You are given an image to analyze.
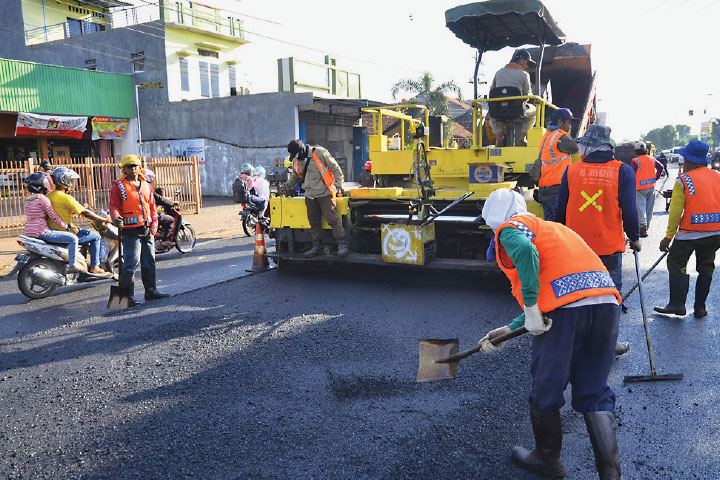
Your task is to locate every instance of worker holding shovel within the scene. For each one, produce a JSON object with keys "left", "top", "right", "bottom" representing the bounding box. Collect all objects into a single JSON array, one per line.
[{"left": 478, "top": 188, "right": 622, "bottom": 479}]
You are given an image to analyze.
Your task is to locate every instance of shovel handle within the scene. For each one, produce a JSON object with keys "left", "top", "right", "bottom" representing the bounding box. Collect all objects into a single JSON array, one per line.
[{"left": 437, "top": 327, "right": 528, "bottom": 363}]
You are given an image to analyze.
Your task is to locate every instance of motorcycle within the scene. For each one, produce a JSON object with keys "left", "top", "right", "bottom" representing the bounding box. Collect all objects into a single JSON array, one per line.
[
  {"left": 13, "top": 210, "right": 119, "bottom": 299},
  {"left": 155, "top": 202, "right": 196, "bottom": 254},
  {"left": 238, "top": 203, "right": 271, "bottom": 237},
  {"left": 711, "top": 153, "right": 720, "bottom": 171}
]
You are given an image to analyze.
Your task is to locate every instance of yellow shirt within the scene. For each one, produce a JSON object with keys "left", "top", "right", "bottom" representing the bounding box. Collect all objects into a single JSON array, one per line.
[
  {"left": 46, "top": 190, "right": 85, "bottom": 230},
  {"left": 665, "top": 181, "right": 685, "bottom": 239}
]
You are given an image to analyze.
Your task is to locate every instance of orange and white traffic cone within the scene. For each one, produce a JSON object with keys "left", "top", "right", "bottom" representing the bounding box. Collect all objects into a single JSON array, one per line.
[{"left": 246, "top": 221, "right": 271, "bottom": 272}]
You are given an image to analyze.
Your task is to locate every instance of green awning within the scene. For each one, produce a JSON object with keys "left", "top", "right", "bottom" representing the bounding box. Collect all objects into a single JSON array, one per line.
[
  {"left": 445, "top": 0, "right": 565, "bottom": 51},
  {"left": 0, "top": 58, "right": 135, "bottom": 118}
]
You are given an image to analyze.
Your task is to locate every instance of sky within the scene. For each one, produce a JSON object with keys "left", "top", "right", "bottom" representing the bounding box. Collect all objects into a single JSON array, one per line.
[{"left": 208, "top": 0, "right": 720, "bottom": 142}]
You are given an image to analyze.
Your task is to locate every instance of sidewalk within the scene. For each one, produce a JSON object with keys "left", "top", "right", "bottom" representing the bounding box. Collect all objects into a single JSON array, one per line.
[{"left": 0, "top": 196, "right": 243, "bottom": 275}]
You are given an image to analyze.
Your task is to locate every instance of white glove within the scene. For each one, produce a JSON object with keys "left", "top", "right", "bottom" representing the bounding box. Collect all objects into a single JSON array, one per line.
[
  {"left": 524, "top": 304, "right": 552, "bottom": 335},
  {"left": 478, "top": 326, "right": 512, "bottom": 354}
]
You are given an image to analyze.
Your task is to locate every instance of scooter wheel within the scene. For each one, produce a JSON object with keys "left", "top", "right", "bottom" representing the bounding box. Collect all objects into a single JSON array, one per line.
[{"left": 17, "top": 258, "right": 59, "bottom": 299}]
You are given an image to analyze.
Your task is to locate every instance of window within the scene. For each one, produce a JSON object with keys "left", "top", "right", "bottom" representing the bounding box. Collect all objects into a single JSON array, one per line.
[
  {"left": 210, "top": 63, "right": 219, "bottom": 98},
  {"left": 228, "top": 64, "right": 236, "bottom": 93},
  {"left": 199, "top": 61, "right": 210, "bottom": 97},
  {"left": 131, "top": 51, "right": 144, "bottom": 72},
  {"left": 198, "top": 48, "right": 219, "bottom": 59},
  {"left": 179, "top": 56, "right": 190, "bottom": 91},
  {"left": 66, "top": 18, "right": 82, "bottom": 37},
  {"left": 84, "top": 59, "right": 97, "bottom": 71}
]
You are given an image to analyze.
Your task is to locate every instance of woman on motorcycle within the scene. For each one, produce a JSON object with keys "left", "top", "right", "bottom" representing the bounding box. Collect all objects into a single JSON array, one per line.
[{"left": 23, "top": 172, "right": 85, "bottom": 273}]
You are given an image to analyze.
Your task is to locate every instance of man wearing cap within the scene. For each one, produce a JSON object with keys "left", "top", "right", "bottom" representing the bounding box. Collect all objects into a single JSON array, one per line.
[
  {"left": 110, "top": 154, "right": 169, "bottom": 306},
  {"left": 655, "top": 140, "right": 720, "bottom": 318},
  {"left": 556, "top": 124, "right": 641, "bottom": 357},
  {"left": 478, "top": 188, "right": 622, "bottom": 479},
  {"left": 279, "top": 140, "right": 347, "bottom": 257},
  {"left": 489, "top": 49, "right": 537, "bottom": 146},
  {"left": 631, "top": 142, "right": 665, "bottom": 237},
  {"left": 530, "top": 108, "right": 579, "bottom": 221}
]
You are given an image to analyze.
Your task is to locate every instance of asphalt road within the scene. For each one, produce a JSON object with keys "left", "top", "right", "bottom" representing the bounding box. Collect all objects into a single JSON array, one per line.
[{"left": 2, "top": 166, "right": 720, "bottom": 479}]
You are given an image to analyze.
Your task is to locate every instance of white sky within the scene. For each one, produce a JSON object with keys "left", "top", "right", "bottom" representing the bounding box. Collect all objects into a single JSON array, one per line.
[{"left": 213, "top": 0, "right": 720, "bottom": 142}]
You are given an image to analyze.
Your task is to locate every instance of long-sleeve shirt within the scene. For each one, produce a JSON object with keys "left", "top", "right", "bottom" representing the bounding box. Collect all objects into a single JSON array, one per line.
[
  {"left": 665, "top": 175, "right": 720, "bottom": 240},
  {"left": 24, "top": 194, "right": 69, "bottom": 237},
  {"left": 490, "top": 63, "right": 531, "bottom": 96},
  {"left": 497, "top": 227, "right": 540, "bottom": 330},
  {"left": 283, "top": 146, "right": 344, "bottom": 199},
  {"left": 555, "top": 149, "right": 640, "bottom": 242},
  {"left": 109, "top": 179, "right": 157, "bottom": 226}
]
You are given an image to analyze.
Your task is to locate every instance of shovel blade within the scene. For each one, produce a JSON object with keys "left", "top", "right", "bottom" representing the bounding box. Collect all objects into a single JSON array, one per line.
[
  {"left": 107, "top": 285, "right": 132, "bottom": 310},
  {"left": 416, "top": 339, "right": 459, "bottom": 382}
]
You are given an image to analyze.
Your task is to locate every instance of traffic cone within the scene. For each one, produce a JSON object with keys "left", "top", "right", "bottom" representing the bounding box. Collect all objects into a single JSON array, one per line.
[{"left": 246, "top": 221, "right": 271, "bottom": 272}]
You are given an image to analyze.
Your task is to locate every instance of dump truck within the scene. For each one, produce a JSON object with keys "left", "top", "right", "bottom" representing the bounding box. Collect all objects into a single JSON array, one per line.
[{"left": 270, "top": 0, "right": 598, "bottom": 272}]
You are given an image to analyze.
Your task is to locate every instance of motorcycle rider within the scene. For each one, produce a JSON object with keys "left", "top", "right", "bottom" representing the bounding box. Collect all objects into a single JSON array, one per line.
[
  {"left": 46, "top": 167, "right": 112, "bottom": 275},
  {"left": 253, "top": 166, "right": 271, "bottom": 217},
  {"left": 239, "top": 163, "right": 267, "bottom": 215},
  {"left": 110, "top": 155, "right": 170, "bottom": 306},
  {"left": 142, "top": 168, "right": 177, "bottom": 246}
]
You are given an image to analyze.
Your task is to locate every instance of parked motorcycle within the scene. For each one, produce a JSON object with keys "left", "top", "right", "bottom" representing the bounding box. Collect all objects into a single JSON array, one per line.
[
  {"left": 155, "top": 202, "right": 196, "bottom": 254},
  {"left": 13, "top": 211, "right": 119, "bottom": 299}
]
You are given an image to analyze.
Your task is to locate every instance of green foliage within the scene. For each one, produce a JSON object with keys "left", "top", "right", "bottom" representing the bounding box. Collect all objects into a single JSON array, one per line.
[
  {"left": 643, "top": 125, "right": 677, "bottom": 150},
  {"left": 675, "top": 124, "right": 691, "bottom": 139}
]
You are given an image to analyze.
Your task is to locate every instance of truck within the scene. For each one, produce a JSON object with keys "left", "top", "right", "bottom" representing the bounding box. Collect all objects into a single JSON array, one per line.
[{"left": 269, "top": 0, "right": 597, "bottom": 272}]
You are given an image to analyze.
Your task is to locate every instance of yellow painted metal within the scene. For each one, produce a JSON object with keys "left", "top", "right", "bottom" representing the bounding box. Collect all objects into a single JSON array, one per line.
[
  {"left": 369, "top": 135, "right": 388, "bottom": 153},
  {"left": 269, "top": 196, "right": 349, "bottom": 229},
  {"left": 363, "top": 104, "right": 429, "bottom": 153},
  {"left": 349, "top": 187, "right": 404, "bottom": 199},
  {"left": 380, "top": 223, "right": 435, "bottom": 265}
]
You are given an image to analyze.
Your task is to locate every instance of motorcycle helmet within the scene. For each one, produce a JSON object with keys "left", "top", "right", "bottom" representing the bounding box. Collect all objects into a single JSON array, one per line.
[
  {"left": 241, "top": 163, "right": 255, "bottom": 176},
  {"left": 255, "top": 166, "right": 267, "bottom": 179},
  {"left": 51, "top": 166, "right": 80, "bottom": 188},
  {"left": 143, "top": 168, "right": 155, "bottom": 183},
  {"left": 364, "top": 160, "right": 372, "bottom": 172},
  {"left": 24, "top": 172, "right": 51, "bottom": 194}
]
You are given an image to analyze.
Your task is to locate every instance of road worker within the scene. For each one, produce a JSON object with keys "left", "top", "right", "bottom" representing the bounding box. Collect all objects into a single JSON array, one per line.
[
  {"left": 530, "top": 108, "right": 579, "bottom": 221},
  {"left": 478, "top": 188, "right": 622, "bottom": 480},
  {"left": 655, "top": 140, "right": 720, "bottom": 318},
  {"left": 555, "top": 124, "right": 641, "bottom": 357},
  {"left": 489, "top": 49, "right": 537, "bottom": 146},
  {"left": 358, "top": 160, "right": 373, "bottom": 187},
  {"left": 279, "top": 139, "right": 347, "bottom": 257},
  {"left": 109, "top": 154, "right": 169, "bottom": 307},
  {"left": 631, "top": 141, "right": 665, "bottom": 236}
]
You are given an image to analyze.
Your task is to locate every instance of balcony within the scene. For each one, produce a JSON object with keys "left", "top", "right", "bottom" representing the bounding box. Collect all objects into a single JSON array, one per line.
[{"left": 164, "top": 2, "right": 247, "bottom": 44}]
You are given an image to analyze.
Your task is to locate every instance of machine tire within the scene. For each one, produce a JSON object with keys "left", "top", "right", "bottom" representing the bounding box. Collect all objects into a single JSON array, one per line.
[
  {"left": 175, "top": 224, "right": 196, "bottom": 253},
  {"left": 17, "top": 257, "right": 59, "bottom": 299}
]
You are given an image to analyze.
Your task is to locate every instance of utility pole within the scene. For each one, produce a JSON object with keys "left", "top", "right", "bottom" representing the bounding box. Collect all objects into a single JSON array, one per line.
[{"left": 134, "top": 81, "right": 164, "bottom": 158}]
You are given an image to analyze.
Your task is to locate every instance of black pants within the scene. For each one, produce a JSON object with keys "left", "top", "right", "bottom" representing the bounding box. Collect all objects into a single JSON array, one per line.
[{"left": 667, "top": 235, "right": 720, "bottom": 277}]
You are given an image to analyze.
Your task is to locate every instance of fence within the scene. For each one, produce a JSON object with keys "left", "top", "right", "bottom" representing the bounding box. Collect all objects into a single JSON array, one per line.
[{"left": 0, "top": 156, "right": 201, "bottom": 238}]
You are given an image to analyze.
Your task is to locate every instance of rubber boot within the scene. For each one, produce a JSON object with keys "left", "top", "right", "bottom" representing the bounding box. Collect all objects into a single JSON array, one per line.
[
  {"left": 584, "top": 411, "right": 622, "bottom": 480},
  {"left": 119, "top": 271, "right": 140, "bottom": 307},
  {"left": 511, "top": 403, "right": 566, "bottom": 477},
  {"left": 337, "top": 240, "right": 348, "bottom": 256},
  {"left": 142, "top": 269, "right": 170, "bottom": 301},
  {"left": 614, "top": 341, "right": 630, "bottom": 357},
  {"left": 694, "top": 275, "right": 712, "bottom": 318},
  {"left": 304, "top": 241, "right": 323, "bottom": 258},
  {"left": 654, "top": 273, "right": 689, "bottom": 315}
]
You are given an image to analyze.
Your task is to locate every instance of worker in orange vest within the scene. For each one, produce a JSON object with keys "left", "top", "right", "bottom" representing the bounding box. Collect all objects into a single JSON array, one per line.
[
  {"left": 479, "top": 188, "right": 622, "bottom": 479},
  {"left": 280, "top": 140, "right": 347, "bottom": 257},
  {"left": 631, "top": 142, "right": 665, "bottom": 237},
  {"left": 109, "top": 154, "right": 170, "bottom": 307},
  {"left": 655, "top": 140, "right": 720, "bottom": 318},
  {"left": 555, "top": 124, "right": 641, "bottom": 357},
  {"left": 530, "top": 108, "right": 579, "bottom": 221}
]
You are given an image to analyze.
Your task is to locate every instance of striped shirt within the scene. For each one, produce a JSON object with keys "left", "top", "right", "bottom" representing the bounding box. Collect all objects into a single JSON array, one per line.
[{"left": 24, "top": 194, "right": 69, "bottom": 237}]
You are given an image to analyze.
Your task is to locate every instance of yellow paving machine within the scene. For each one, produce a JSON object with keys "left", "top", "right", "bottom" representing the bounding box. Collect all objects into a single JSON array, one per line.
[{"left": 270, "top": 0, "right": 597, "bottom": 272}]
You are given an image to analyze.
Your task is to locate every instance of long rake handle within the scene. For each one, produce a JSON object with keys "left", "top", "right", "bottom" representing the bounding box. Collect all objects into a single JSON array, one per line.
[
  {"left": 634, "top": 249, "right": 658, "bottom": 376},
  {"left": 437, "top": 327, "right": 528, "bottom": 363},
  {"left": 622, "top": 251, "right": 668, "bottom": 303}
]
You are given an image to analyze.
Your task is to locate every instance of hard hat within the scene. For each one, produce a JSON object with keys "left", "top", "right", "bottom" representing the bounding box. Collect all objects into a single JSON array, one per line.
[
  {"left": 142, "top": 168, "right": 155, "bottom": 183},
  {"left": 364, "top": 160, "right": 372, "bottom": 171},
  {"left": 50, "top": 166, "right": 80, "bottom": 187},
  {"left": 255, "top": 166, "right": 267, "bottom": 179},
  {"left": 24, "top": 172, "right": 51, "bottom": 194},
  {"left": 241, "top": 163, "right": 255, "bottom": 176},
  {"left": 284, "top": 156, "right": 292, "bottom": 168},
  {"left": 121, "top": 154, "right": 142, "bottom": 167}
]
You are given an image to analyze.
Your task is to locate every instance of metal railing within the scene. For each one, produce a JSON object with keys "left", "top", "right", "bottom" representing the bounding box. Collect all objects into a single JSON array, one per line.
[{"left": 0, "top": 156, "right": 201, "bottom": 238}]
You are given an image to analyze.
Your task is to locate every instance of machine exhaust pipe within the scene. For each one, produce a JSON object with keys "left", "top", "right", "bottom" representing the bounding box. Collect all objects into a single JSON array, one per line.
[{"left": 30, "top": 267, "right": 66, "bottom": 286}]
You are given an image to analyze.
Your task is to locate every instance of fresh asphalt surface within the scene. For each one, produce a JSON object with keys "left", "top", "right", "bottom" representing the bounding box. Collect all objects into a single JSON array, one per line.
[{"left": 1, "top": 164, "right": 719, "bottom": 479}]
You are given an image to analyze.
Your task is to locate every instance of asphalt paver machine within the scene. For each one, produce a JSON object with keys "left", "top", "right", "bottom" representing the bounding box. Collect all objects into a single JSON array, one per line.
[{"left": 270, "top": 0, "right": 596, "bottom": 272}]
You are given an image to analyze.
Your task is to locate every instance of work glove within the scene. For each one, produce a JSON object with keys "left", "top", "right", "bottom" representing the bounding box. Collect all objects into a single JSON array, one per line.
[
  {"left": 336, "top": 188, "right": 345, "bottom": 198},
  {"left": 629, "top": 238, "right": 641, "bottom": 252},
  {"left": 524, "top": 304, "right": 552, "bottom": 335},
  {"left": 478, "top": 326, "right": 512, "bottom": 354},
  {"left": 113, "top": 217, "right": 124, "bottom": 228},
  {"left": 277, "top": 185, "right": 287, "bottom": 197},
  {"left": 660, "top": 237, "right": 672, "bottom": 252}
]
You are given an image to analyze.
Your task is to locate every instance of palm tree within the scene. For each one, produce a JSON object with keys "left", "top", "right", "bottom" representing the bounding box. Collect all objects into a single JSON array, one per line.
[{"left": 391, "top": 72, "right": 461, "bottom": 145}]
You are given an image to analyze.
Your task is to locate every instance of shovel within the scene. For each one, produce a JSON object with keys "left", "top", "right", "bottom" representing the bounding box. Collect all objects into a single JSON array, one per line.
[
  {"left": 107, "top": 223, "right": 131, "bottom": 309},
  {"left": 417, "top": 327, "right": 527, "bottom": 382}
]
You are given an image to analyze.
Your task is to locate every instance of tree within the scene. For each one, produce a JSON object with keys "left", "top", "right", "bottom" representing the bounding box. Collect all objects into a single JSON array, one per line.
[
  {"left": 391, "top": 72, "right": 460, "bottom": 145},
  {"left": 676, "top": 124, "right": 691, "bottom": 139},
  {"left": 644, "top": 125, "right": 677, "bottom": 150}
]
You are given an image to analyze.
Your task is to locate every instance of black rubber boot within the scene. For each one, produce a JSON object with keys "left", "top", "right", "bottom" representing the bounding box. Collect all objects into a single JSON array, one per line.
[
  {"left": 614, "top": 341, "right": 630, "bottom": 357},
  {"left": 694, "top": 275, "right": 712, "bottom": 318},
  {"left": 654, "top": 273, "right": 689, "bottom": 315},
  {"left": 142, "top": 269, "right": 170, "bottom": 301},
  {"left": 337, "top": 241, "right": 348, "bottom": 256},
  {"left": 584, "top": 411, "right": 622, "bottom": 480},
  {"left": 304, "top": 241, "right": 323, "bottom": 258},
  {"left": 119, "top": 272, "right": 140, "bottom": 307},
  {"left": 511, "top": 403, "right": 566, "bottom": 477}
]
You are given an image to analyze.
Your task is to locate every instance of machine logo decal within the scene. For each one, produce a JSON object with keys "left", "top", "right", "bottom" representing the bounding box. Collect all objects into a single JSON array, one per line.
[
  {"left": 474, "top": 166, "right": 493, "bottom": 183},
  {"left": 382, "top": 226, "right": 416, "bottom": 261}
]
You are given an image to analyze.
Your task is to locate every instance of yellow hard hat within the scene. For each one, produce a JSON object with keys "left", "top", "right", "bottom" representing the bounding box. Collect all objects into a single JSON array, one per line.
[
  {"left": 284, "top": 156, "right": 292, "bottom": 168},
  {"left": 121, "top": 154, "right": 142, "bottom": 167}
]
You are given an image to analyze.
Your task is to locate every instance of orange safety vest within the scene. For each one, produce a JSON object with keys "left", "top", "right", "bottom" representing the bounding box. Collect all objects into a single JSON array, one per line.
[
  {"left": 678, "top": 167, "right": 720, "bottom": 233},
  {"left": 632, "top": 154, "right": 657, "bottom": 190},
  {"left": 494, "top": 214, "right": 620, "bottom": 312},
  {"left": 115, "top": 177, "right": 152, "bottom": 228},
  {"left": 565, "top": 160, "right": 626, "bottom": 256},
  {"left": 293, "top": 147, "right": 337, "bottom": 195},
  {"left": 538, "top": 128, "right": 573, "bottom": 187}
]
